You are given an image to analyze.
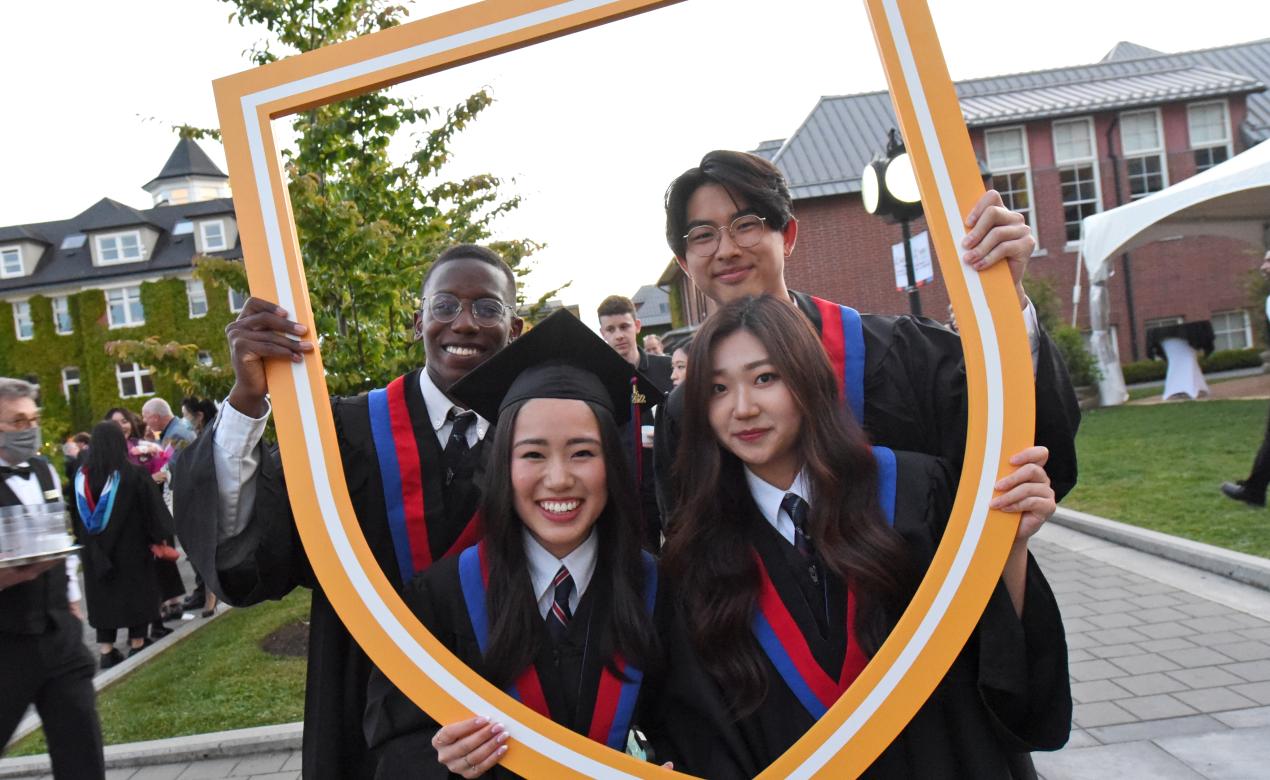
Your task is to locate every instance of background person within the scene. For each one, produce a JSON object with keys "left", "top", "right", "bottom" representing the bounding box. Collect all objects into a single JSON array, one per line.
[
  {"left": 0, "top": 377, "right": 105, "bottom": 779},
  {"left": 71, "top": 421, "right": 173, "bottom": 668},
  {"left": 643, "top": 333, "right": 665, "bottom": 356},
  {"left": 174, "top": 244, "right": 524, "bottom": 779}
]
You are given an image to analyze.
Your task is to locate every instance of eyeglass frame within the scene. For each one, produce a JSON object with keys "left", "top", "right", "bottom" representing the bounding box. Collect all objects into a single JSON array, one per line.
[
  {"left": 0, "top": 414, "right": 41, "bottom": 430},
  {"left": 419, "top": 293, "right": 513, "bottom": 327},
  {"left": 681, "top": 214, "right": 769, "bottom": 256}
]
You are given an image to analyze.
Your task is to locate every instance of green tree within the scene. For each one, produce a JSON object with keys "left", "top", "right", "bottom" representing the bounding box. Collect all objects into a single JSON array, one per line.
[{"left": 111, "top": 0, "right": 548, "bottom": 396}]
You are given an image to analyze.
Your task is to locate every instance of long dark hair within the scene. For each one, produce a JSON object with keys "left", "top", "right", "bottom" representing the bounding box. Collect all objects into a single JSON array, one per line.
[
  {"left": 480, "top": 399, "right": 659, "bottom": 689},
  {"left": 661, "top": 296, "right": 915, "bottom": 715},
  {"left": 103, "top": 407, "right": 146, "bottom": 440},
  {"left": 83, "top": 421, "right": 130, "bottom": 497},
  {"left": 182, "top": 397, "right": 218, "bottom": 433}
]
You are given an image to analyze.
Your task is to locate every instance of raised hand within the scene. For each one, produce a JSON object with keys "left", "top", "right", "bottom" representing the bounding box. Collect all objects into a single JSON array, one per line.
[{"left": 224, "top": 297, "right": 314, "bottom": 418}]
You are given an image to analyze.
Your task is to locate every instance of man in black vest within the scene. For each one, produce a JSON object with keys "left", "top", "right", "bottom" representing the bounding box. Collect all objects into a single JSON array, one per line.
[{"left": 0, "top": 377, "right": 104, "bottom": 778}]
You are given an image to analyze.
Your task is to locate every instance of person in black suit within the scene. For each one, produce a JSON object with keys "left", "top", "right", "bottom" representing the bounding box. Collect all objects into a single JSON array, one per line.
[
  {"left": 0, "top": 377, "right": 104, "bottom": 779},
  {"left": 597, "top": 295, "right": 673, "bottom": 551},
  {"left": 173, "top": 245, "right": 523, "bottom": 780}
]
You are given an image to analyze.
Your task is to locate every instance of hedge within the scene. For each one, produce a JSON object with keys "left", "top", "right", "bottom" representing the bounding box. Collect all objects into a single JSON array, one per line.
[{"left": 1120, "top": 347, "right": 1263, "bottom": 386}]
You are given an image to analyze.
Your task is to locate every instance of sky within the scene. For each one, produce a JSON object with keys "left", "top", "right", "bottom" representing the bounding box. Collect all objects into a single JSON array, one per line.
[{"left": 0, "top": 0, "right": 1259, "bottom": 324}]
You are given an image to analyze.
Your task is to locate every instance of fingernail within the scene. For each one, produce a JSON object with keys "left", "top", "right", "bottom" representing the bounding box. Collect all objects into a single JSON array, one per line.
[
  {"left": 963, "top": 252, "right": 975, "bottom": 262},
  {"left": 275, "top": 307, "right": 288, "bottom": 316},
  {"left": 490, "top": 723, "right": 504, "bottom": 735},
  {"left": 498, "top": 746, "right": 508, "bottom": 756},
  {"left": 496, "top": 731, "right": 509, "bottom": 743},
  {"left": 974, "top": 262, "right": 987, "bottom": 271},
  {"left": 475, "top": 716, "right": 489, "bottom": 725},
  {"left": 293, "top": 323, "right": 307, "bottom": 334}
]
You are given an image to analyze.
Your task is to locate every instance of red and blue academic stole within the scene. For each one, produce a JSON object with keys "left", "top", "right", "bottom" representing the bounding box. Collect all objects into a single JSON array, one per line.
[
  {"left": 458, "top": 542, "right": 658, "bottom": 750},
  {"left": 74, "top": 468, "right": 120, "bottom": 535},
  {"left": 750, "top": 445, "right": 897, "bottom": 719},
  {"left": 810, "top": 296, "right": 866, "bottom": 425},
  {"left": 368, "top": 375, "right": 481, "bottom": 583}
]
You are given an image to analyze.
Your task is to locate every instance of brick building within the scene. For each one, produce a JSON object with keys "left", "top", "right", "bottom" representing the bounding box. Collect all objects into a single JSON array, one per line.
[{"left": 662, "top": 39, "right": 1270, "bottom": 364}]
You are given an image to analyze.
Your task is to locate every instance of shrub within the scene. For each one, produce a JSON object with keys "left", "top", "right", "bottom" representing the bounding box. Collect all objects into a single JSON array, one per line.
[
  {"left": 1121, "top": 359, "right": 1167, "bottom": 385},
  {"left": 1201, "top": 348, "right": 1263, "bottom": 373},
  {"left": 1052, "top": 325, "right": 1101, "bottom": 387}
]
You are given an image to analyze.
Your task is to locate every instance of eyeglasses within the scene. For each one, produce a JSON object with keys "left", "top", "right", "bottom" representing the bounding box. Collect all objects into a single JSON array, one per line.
[
  {"left": 421, "top": 293, "right": 511, "bottom": 327},
  {"left": 0, "top": 415, "right": 40, "bottom": 430},
  {"left": 682, "top": 214, "right": 768, "bottom": 256}
]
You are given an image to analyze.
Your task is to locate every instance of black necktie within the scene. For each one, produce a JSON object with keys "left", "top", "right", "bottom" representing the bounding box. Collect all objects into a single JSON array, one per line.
[
  {"left": 547, "top": 566, "right": 575, "bottom": 643},
  {"left": 444, "top": 410, "right": 475, "bottom": 486},
  {"left": 0, "top": 463, "right": 33, "bottom": 480},
  {"left": 782, "top": 492, "right": 821, "bottom": 586}
]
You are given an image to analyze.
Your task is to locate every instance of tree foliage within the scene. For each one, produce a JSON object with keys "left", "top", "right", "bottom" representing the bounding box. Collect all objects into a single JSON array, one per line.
[{"left": 113, "top": 0, "right": 550, "bottom": 397}]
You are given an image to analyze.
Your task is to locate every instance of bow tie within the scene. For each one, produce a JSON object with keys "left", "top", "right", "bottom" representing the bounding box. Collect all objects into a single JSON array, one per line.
[{"left": 0, "top": 463, "right": 33, "bottom": 480}]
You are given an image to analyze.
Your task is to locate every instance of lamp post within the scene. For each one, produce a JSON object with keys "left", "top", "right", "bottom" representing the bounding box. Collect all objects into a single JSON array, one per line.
[{"left": 862, "top": 128, "right": 924, "bottom": 317}]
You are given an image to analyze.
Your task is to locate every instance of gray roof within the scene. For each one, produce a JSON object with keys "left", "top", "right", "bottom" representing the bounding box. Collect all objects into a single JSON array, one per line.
[
  {"left": 771, "top": 38, "right": 1270, "bottom": 201},
  {"left": 751, "top": 139, "right": 784, "bottom": 161},
  {"left": 0, "top": 197, "right": 239, "bottom": 297},
  {"left": 143, "top": 138, "right": 228, "bottom": 190}
]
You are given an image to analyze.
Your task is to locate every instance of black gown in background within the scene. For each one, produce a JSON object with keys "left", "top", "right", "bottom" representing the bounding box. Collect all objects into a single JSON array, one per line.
[
  {"left": 173, "top": 368, "right": 487, "bottom": 780},
  {"left": 364, "top": 553, "right": 671, "bottom": 779},
  {"left": 654, "top": 290, "right": 1082, "bottom": 518},
  {"left": 655, "top": 451, "right": 1071, "bottom": 779}
]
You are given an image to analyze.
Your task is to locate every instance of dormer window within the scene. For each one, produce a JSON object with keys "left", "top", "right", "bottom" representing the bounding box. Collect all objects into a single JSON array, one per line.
[
  {"left": 60, "top": 234, "right": 87, "bottom": 251},
  {"left": 95, "top": 230, "right": 145, "bottom": 264},
  {"left": 173, "top": 221, "right": 194, "bottom": 236},
  {"left": 200, "top": 220, "right": 227, "bottom": 252},
  {"left": 1, "top": 247, "right": 21, "bottom": 278}
]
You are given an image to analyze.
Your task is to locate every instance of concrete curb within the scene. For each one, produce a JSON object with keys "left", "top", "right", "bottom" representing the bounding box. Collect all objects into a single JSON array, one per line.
[
  {"left": 4, "top": 605, "right": 229, "bottom": 749},
  {"left": 1051, "top": 507, "right": 1270, "bottom": 591},
  {"left": 0, "top": 722, "right": 302, "bottom": 778}
]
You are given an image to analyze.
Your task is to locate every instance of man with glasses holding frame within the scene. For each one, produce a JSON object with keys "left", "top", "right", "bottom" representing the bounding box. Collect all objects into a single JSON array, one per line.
[{"left": 173, "top": 244, "right": 522, "bottom": 780}]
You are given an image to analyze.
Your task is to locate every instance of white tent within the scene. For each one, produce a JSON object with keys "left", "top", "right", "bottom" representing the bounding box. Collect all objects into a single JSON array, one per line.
[{"left": 1078, "top": 138, "right": 1270, "bottom": 406}]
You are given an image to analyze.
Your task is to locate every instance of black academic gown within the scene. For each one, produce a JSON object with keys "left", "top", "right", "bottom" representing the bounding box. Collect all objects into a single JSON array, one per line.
[
  {"left": 655, "top": 451, "right": 1071, "bottom": 779},
  {"left": 364, "top": 552, "right": 671, "bottom": 779},
  {"left": 173, "top": 368, "right": 487, "bottom": 780},
  {"left": 654, "top": 291, "right": 1081, "bottom": 520},
  {"left": 70, "top": 464, "right": 173, "bottom": 631},
  {"left": 619, "top": 350, "right": 673, "bottom": 551}
]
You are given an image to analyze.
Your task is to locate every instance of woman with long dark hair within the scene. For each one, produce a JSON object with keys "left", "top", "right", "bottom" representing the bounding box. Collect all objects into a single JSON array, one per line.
[
  {"left": 364, "top": 311, "right": 668, "bottom": 778},
  {"left": 657, "top": 295, "right": 1070, "bottom": 778},
  {"left": 72, "top": 421, "right": 174, "bottom": 669}
]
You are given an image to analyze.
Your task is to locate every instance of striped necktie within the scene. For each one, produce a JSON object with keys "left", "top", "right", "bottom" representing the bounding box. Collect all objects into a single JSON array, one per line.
[
  {"left": 444, "top": 409, "right": 475, "bottom": 486},
  {"left": 547, "top": 565, "right": 574, "bottom": 643},
  {"left": 781, "top": 492, "right": 814, "bottom": 559}
]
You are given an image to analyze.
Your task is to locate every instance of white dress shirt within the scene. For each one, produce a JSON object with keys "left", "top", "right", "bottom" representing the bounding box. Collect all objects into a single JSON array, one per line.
[
  {"left": 2, "top": 455, "right": 79, "bottom": 601},
  {"left": 522, "top": 527, "right": 597, "bottom": 620},
  {"left": 211, "top": 369, "right": 490, "bottom": 543},
  {"left": 744, "top": 466, "right": 813, "bottom": 547}
]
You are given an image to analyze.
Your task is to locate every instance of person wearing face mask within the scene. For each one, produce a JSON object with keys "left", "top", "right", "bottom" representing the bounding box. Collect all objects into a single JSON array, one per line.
[{"left": 0, "top": 378, "right": 105, "bottom": 779}]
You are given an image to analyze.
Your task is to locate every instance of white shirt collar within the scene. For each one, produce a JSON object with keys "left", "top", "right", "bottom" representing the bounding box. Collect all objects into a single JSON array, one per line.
[
  {"left": 744, "top": 466, "right": 812, "bottom": 546},
  {"left": 522, "top": 527, "right": 598, "bottom": 619},
  {"left": 418, "top": 368, "right": 491, "bottom": 443}
]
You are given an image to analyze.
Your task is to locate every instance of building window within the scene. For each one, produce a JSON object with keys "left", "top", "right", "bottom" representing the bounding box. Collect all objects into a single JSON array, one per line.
[
  {"left": 0, "top": 247, "right": 21, "bottom": 278},
  {"left": 200, "top": 220, "right": 227, "bottom": 252},
  {"left": 1144, "top": 315, "right": 1184, "bottom": 354},
  {"left": 105, "top": 286, "right": 145, "bottom": 328},
  {"left": 197, "top": 350, "right": 214, "bottom": 367},
  {"left": 1120, "top": 109, "right": 1167, "bottom": 199},
  {"left": 229, "top": 288, "right": 248, "bottom": 313},
  {"left": 1213, "top": 309, "right": 1252, "bottom": 351},
  {"left": 186, "top": 279, "right": 209, "bottom": 318},
  {"left": 984, "top": 126, "right": 1035, "bottom": 233},
  {"left": 115, "top": 362, "right": 155, "bottom": 399},
  {"left": 1053, "top": 118, "right": 1100, "bottom": 246},
  {"left": 1188, "top": 101, "right": 1231, "bottom": 173},
  {"left": 61, "top": 367, "right": 80, "bottom": 401},
  {"left": 95, "top": 231, "right": 145, "bottom": 264},
  {"left": 51, "top": 296, "right": 73, "bottom": 334},
  {"left": 12, "top": 301, "right": 33, "bottom": 340}
]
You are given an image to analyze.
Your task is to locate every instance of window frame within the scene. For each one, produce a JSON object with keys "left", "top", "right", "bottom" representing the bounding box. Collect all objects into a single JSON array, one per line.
[
  {"left": 1052, "top": 117, "right": 1102, "bottom": 250},
  {"left": 983, "top": 124, "right": 1038, "bottom": 236},
  {"left": 186, "top": 278, "right": 209, "bottom": 318},
  {"left": 61, "top": 367, "right": 80, "bottom": 401},
  {"left": 12, "top": 300, "right": 33, "bottom": 341},
  {"left": 115, "top": 362, "right": 155, "bottom": 399},
  {"left": 94, "top": 230, "right": 146, "bottom": 265},
  {"left": 51, "top": 295, "right": 73, "bottom": 335},
  {"left": 228, "top": 287, "right": 248, "bottom": 313},
  {"left": 200, "top": 219, "right": 228, "bottom": 252},
  {"left": 1187, "top": 100, "right": 1233, "bottom": 173},
  {"left": 104, "top": 284, "right": 146, "bottom": 329},
  {"left": 0, "top": 246, "right": 22, "bottom": 279},
  {"left": 1212, "top": 309, "right": 1253, "bottom": 352},
  {"left": 1118, "top": 108, "right": 1169, "bottom": 200}
]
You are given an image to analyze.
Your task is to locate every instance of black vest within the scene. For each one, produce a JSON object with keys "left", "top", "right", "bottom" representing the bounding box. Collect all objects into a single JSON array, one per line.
[{"left": 0, "top": 457, "right": 70, "bottom": 635}]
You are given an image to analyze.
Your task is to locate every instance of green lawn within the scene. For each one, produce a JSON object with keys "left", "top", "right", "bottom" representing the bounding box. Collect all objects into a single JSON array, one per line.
[
  {"left": 1064, "top": 398, "right": 1270, "bottom": 558},
  {"left": 9, "top": 591, "right": 310, "bottom": 755}
]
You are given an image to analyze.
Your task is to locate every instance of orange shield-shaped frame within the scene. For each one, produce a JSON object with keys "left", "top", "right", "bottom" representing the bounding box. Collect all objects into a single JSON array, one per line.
[{"left": 213, "top": 0, "right": 1034, "bottom": 776}]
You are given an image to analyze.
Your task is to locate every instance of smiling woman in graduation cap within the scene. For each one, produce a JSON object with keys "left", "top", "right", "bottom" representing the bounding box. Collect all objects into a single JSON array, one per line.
[{"left": 364, "top": 310, "right": 670, "bottom": 778}]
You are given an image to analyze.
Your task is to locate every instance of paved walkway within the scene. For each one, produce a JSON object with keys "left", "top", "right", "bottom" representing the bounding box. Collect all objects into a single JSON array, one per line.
[{"left": 5, "top": 520, "right": 1269, "bottom": 779}]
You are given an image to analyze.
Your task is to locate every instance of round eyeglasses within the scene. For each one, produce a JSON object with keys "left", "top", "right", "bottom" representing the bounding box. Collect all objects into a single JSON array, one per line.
[
  {"left": 682, "top": 214, "right": 768, "bottom": 256},
  {"left": 421, "top": 293, "right": 511, "bottom": 327}
]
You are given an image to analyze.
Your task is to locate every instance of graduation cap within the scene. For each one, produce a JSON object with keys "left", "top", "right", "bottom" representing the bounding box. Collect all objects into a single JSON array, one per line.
[{"left": 449, "top": 309, "right": 664, "bottom": 426}]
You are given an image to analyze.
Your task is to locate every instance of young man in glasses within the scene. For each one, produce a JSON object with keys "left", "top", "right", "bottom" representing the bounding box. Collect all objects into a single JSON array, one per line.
[
  {"left": 654, "top": 150, "right": 1080, "bottom": 517},
  {"left": 173, "top": 244, "right": 522, "bottom": 780}
]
